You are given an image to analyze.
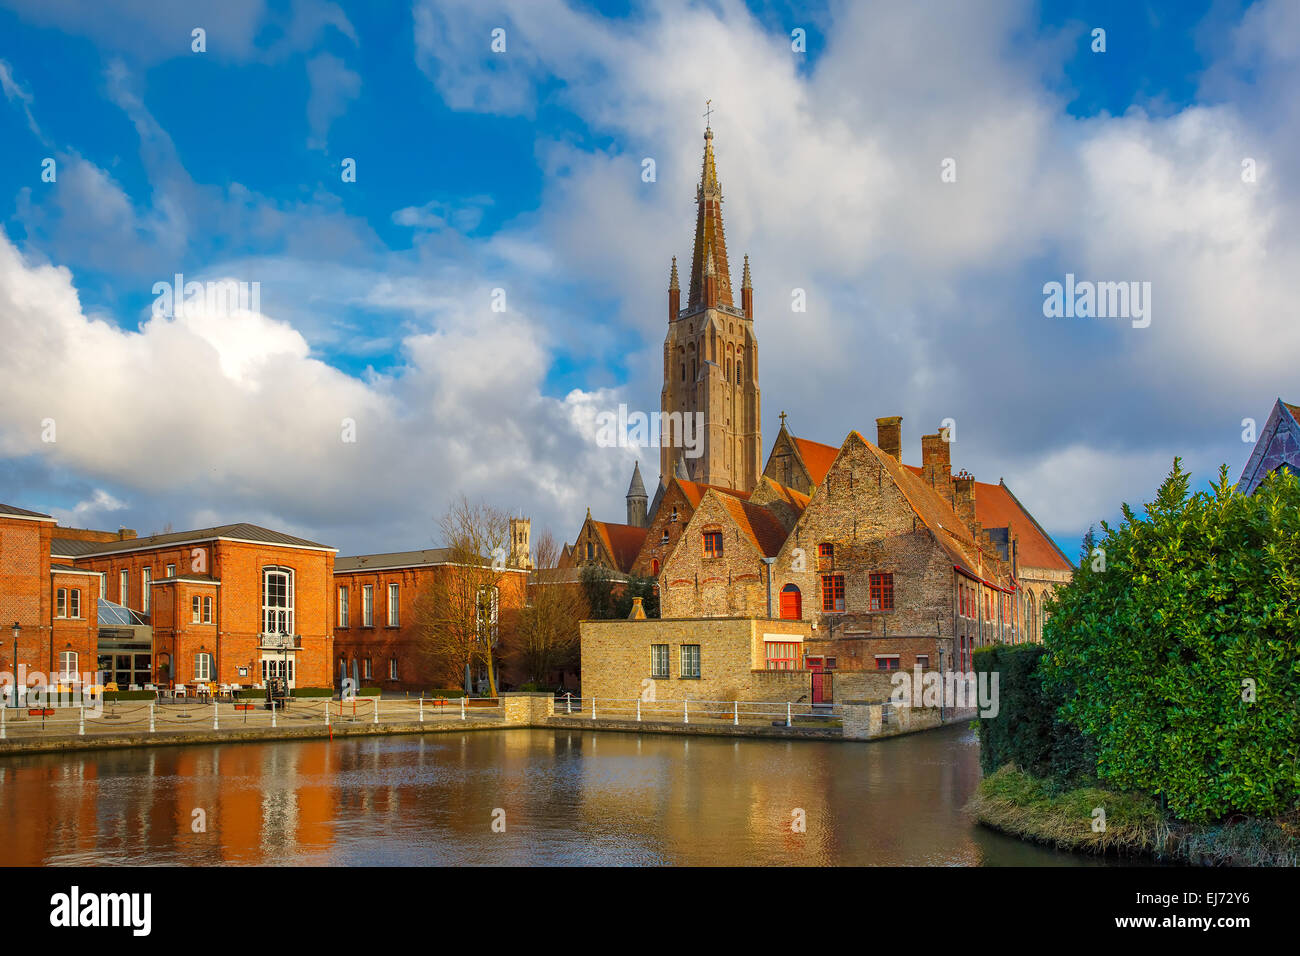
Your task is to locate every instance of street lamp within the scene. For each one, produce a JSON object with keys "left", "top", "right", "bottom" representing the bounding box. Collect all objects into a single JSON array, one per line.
[
  {"left": 280, "top": 629, "right": 291, "bottom": 696},
  {"left": 7, "top": 622, "right": 18, "bottom": 707}
]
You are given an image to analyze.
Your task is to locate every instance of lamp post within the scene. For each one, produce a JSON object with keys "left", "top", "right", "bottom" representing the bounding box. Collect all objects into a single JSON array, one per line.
[
  {"left": 7, "top": 622, "right": 18, "bottom": 708},
  {"left": 280, "top": 629, "right": 291, "bottom": 696}
]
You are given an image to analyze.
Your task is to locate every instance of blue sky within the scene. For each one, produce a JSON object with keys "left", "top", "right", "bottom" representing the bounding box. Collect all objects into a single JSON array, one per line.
[{"left": 0, "top": 0, "right": 1295, "bottom": 559}]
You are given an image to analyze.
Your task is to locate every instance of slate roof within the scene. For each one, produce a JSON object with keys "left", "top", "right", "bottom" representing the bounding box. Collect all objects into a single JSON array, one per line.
[
  {"left": 0, "top": 503, "right": 53, "bottom": 520},
  {"left": 51, "top": 522, "right": 334, "bottom": 557},
  {"left": 335, "top": 548, "right": 456, "bottom": 572}
]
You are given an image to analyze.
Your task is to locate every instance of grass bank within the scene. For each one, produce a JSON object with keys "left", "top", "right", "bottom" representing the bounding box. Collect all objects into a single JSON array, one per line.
[{"left": 968, "top": 765, "right": 1299, "bottom": 866}]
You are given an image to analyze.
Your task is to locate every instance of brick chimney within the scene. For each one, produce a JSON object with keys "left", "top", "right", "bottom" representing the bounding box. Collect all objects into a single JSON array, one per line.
[
  {"left": 921, "top": 429, "right": 954, "bottom": 505},
  {"left": 628, "top": 596, "right": 647, "bottom": 620},
  {"left": 954, "top": 470, "right": 977, "bottom": 527},
  {"left": 876, "top": 416, "right": 902, "bottom": 460},
  {"left": 118, "top": 527, "right": 137, "bottom": 540}
]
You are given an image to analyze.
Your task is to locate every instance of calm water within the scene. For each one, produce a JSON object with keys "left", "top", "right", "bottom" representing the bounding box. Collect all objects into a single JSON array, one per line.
[{"left": 0, "top": 725, "right": 1103, "bottom": 866}]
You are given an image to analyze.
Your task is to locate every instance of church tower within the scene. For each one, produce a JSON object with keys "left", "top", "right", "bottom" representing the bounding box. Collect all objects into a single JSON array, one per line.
[{"left": 659, "top": 122, "right": 761, "bottom": 493}]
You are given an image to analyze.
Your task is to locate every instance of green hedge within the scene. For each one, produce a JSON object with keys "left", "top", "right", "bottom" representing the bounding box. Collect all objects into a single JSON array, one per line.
[
  {"left": 290, "top": 687, "right": 334, "bottom": 697},
  {"left": 1040, "top": 461, "right": 1300, "bottom": 822},
  {"left": 972, "top": 643, "right": 1095, "bottom": 783},
  {"left": 103, "top": 690, "right": 157, "bottom": 701},
  {"left": 425, "top": 688, "right": 466, "bottom": 699}
]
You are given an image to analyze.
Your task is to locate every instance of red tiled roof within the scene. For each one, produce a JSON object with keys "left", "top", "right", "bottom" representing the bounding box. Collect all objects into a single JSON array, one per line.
[
  {"left": 676, "top": 479, "right": 750, "bottom": 509},
  {"left": 591, "top": 521, "right": 648, "bottom": 574},
  {"left": 902, "top": 463, "right": 1070, "bottom": 572},
  {"left": 712, "top": 493, "right": 791, "bottom": 558},
  {"left": 753, "top": 475, "right": 811, "bottom": 513},
  {"left": 792, "top": 437, "right": 838, "bottom": 485}
]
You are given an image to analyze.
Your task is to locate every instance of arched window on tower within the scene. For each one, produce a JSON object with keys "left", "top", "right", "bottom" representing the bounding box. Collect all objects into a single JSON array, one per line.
[{"left": 737, "top": 361, "right": 743, "bottom": 384}]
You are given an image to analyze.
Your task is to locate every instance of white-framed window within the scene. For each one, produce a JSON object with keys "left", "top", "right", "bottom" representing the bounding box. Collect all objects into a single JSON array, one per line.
[
  {"left": 69, "top": 589, "right": 80, "bottom": 618},
  {"left": 362, "top": 585, "right": 373, "bottom": 626},
  {"left": 202, "top": 595, "right": 213, "bottom": 624},
  {"left": 195, "top": 653, "right": 213, "bottom": 682},
  {"left": 363, "top": 657, "right": 372, "bottom": 680},
  {"left": 191, "top": 596, "right": 201, "bottom": 623},
  {"left": 142, "top": 567, "right": 152, "bottom": 614},
  {"left": 651, "top": 644, "right": 669, "bottom": 679},
  {"left": 387, "top": 583, "right": 399, "bottom": 626},
  {"left": 119, "top": 569, "right": 129, "bottom": 607},
  {"left": 58, "top": 651, "right": 77, "bottom": 681},
  {"left": 56, "top": 588, "right": 68, "bottom": 618},
  {"left": 262, "top": 566, "right": 294, "bottom": 636},
  {"left": 338, "top": 586, "right": 349, "bottom": 627},
  {"left": 680, "top": 644, "right": 701, "bottom": 679},
  {"left": 166, "top": 563, "right": 176, "bottom": 577},
  {"left": 388, "top": 658, "right": 398, "bottom": 681}
]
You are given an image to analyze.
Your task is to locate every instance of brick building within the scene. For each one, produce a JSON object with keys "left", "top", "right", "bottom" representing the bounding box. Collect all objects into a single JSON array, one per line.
[
  {"left": 51, "top": 522, "right": 337, "bottom": 689},
  {"left": 333, "top": 545, "right": 530, "bottom": 693}
]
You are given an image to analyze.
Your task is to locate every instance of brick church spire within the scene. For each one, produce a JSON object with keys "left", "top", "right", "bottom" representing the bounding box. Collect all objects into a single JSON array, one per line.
[{"left": 687, "top": 125, "right": 733, "bottom": 308}]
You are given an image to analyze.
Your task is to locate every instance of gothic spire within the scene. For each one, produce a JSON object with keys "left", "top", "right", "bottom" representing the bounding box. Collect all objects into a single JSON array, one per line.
[
  {"left": 687, "top": 124, "right": 733, "bottom": 308},
  {"left": 669, "top": 255, "right": 679, "bottom": 291}
]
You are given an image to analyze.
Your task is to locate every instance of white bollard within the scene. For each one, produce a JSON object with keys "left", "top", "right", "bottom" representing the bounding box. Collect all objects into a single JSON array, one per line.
[
  {"left": 636, "top": 697, "right": 641, "bottom": 722},
  {"left": 786, "top": 702, "right": 792, "bottom": 728},
  {"left": 684, "top": 699, "right": 689, "bottom": 724},
  {"left": 591, "top": 696, "right": 596, "bottom": 720},
  {"left": 733, "top": 700, "right": 739, "bottom": 726},
  {"left": 419, "top": 697, "right": 424, "bottom": 722},
  {"left": 213, "top": 700, "right": 219, "bottom": 730},
  {"left": 461, "top": 697, "right": 466, "bottom": 721},
  {"left": 566, "top": 694, "right": 572, "bottom": 715},
  {"left": 1, "top": 704, "right": 6, "bottom": 739},
  {"left": 373, "top": 697, "right": 379, "bottom": 725},
  {"left": 325, "top": 700, "right": 330, "bottom": 727},
  {"left": 271, "top": 700, "right": 277, "bottom": 728},
  {"left": 149, "top": 701, "right": 155, "bottom": 733},
  {"left": 79, "top": 704, "right": 85, "bottom": 736}
]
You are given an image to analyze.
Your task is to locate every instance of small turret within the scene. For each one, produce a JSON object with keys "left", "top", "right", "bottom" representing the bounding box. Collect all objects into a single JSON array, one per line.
[{"left": 626, "top": 461, "right": 649, "bottom": 528}]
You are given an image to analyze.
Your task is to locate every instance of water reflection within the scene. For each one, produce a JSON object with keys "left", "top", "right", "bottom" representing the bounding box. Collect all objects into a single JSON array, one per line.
[{"left": 0, "top": 726, "right": 1105, "bottom": 866}]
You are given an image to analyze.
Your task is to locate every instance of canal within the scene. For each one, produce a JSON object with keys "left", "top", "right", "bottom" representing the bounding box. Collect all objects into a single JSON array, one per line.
[{"left": 0, "top": 724, "right": 1103, "bottom": 865}]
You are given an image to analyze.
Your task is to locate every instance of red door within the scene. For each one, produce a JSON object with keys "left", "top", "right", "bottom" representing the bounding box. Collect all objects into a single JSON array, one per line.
[
  {"left": 808, "top": 656, "right": 830, "bottom": 704},
  {"left": 779, "top": 584, "right": 802, "bottom": 619}
]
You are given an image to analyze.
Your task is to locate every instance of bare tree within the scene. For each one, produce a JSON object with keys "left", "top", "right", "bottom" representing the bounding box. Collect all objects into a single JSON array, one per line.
[
  {"left": 412, "top": 497, "right": 515, "bottom": 696},
  {"left": 504, "top": 529, "right": 586, "bottom": 686}
]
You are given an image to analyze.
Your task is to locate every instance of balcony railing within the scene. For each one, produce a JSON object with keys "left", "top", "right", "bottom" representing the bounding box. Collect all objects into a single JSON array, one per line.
[{"left": 259, "top": 633, "right": 302, "bottom": 649}]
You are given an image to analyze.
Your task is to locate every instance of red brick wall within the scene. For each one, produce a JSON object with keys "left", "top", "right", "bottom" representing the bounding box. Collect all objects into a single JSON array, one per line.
[{"left": 0, "top": 516, "right": 54, "bottom": 676}]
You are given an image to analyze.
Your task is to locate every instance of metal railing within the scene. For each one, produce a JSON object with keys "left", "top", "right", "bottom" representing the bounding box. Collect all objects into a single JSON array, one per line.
[
  {"left": 551, "top": 694, "right": 843, "bottom": 728},
  {"left": 0, "top": 695, "right": 505, "bottom": 741}
]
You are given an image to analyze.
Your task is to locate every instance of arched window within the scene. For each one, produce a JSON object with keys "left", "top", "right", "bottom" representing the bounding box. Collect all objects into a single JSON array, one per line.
[
  {"left": 779, "top": 584, "right": 802, "bottom": 620},
  {"left": 651, "top": 559, "right": 660, "bottom": 575},
  {"left": 736, "top": 361, "right": 743, "bottom": 384},
  {"left": 262, "top": 566, "right": 295, "bottom": 636},
  {"left": 1026, "top": 591, "right": 1038, "bottom": 642}
]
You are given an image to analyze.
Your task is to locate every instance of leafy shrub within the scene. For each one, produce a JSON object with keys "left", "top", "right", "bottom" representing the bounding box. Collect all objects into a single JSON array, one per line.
[
  {"left": 1040, "top": 460, "right": 1300, "bottom": 822},
  {"left": 972, "top": 644, "right": 1095, "bottom": 782}
]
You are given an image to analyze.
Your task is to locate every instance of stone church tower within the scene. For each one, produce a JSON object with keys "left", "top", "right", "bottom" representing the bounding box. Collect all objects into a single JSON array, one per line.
[{"left": 658, "top": 124, "right": 761, "bottom": 493}]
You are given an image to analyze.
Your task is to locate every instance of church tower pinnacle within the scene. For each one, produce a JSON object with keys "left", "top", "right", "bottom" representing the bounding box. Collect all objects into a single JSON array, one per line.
[{"left": 659, "top": 117, "right": 762, "bottom": 494}]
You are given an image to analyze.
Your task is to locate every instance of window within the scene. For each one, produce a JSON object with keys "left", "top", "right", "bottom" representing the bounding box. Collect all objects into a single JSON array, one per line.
[
  {"left": 362, "top": 585, "right": 373, "bottom": 627},
  {"left": 818, "top": 543, "right": 834, "bottom": 568},
  {"left": 202, "top": 596, "right": 213, "bottom": 624},
  {"left": 142, "top": 567, "right": 151, "bottom": 614},
  {"left": 166, "top": 563, "right": 176, "bottom": 577},
  {"left": 826, "top": 657, "right": 837, "bottom": 670},
  {"left": 388, "top": 658, "right": 399, "bottom": 681},
  {"left": 702, "top": 530, "right": 723, "bottom": 558},
  {"left": 120, "top": 569, "right": 129, "bottom": 607},
  {"left": 651, "top": 559, "right": 660, "bottom": 575},
  {"left": 388, "top": 583, "right": 400, "bottom": 626},
  {"left": 262, "top": 567, "right": 294, "bottom": 635},
  {"left": 58, "top": 651, "right": 77, "bottom": 681},
  {"left": 821, "top": 573, "right": 845, "bottom": 612},
  {"left": 660, "top": 530, "right": 669, "bottom": 544},
  {"left": 363, "top": 657, "right": 372, "bottom": 680},
  {"left": 191, "top": 596, "right": 201, "bottom": 623},
  {"left": 916, "top": 655, "right": 930, "bottom": 669},
  {"left": 670, "top": 507, "right": 678, "bottom": 522},
  {"left": 338, "top": 586, "right": 349, "bottom": 627},
  {"left": 56, "top": 588, "right": 68, "bottom": 618},
  {"left": 195, "top": 653, "right": 213, "bottom": 682},
  {"left": 765, "top": 642, "right": 801, "bottom": 671},
  {"left": 69, "top": 589, "right": 80, "bottom": 619},
  {"left": 585, "top": 541, "right": 594, "bottom": 560},
  {"left": 651, "top": 644, "right": 670, "bottom": 679},
  {"left": 875, "top": 655, "right": 900, "bottom": 671},
  {"left": 736, "top": 361, "right": 743, "bottom": 384},
  {"left": 870, "top": 572, "right": 895, "bottom": 611},
  {"left": 680, "top": 644, "right": 701, "bottom": 679}
]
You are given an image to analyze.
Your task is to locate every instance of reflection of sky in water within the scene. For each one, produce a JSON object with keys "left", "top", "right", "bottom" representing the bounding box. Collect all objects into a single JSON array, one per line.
[{"left": 0, "top": 727, "right": 1106, "bottom": 866}]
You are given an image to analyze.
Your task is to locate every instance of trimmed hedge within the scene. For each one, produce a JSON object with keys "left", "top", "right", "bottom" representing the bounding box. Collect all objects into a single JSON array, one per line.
[
  {"left": 1039, "top": 461, "right": 1300, "bottom": 823},
  {"left": 290, "top": 687, "right": 334, "bottom": 698},
  {"left": 103, "top": 690, "right": 157, "bottom": 702},
  {"left": 972, "top": 643, "right": 1095, "bottom": 783}
]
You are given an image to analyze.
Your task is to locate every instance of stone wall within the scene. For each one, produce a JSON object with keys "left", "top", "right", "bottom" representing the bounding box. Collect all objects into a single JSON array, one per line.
[{"left": 580, "top": 616, "right": 811, "bottom": 703}]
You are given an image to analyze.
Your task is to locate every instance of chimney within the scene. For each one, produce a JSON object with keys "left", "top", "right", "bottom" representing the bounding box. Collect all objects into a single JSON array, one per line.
[
  {"left": 628, "top": 596, "right": 647, "bottom": 620},
  {"left": 118, "top": 527, "right": 137, "bottom": 540},
  {"left": 921, "top": 429, "right": 954, "bottom": 505},
  {"left": 954, "top": 470, "right": 977, "bottom": 527},
  {"left": 876, "top": 416, "right": 902, "bottom": 460}
]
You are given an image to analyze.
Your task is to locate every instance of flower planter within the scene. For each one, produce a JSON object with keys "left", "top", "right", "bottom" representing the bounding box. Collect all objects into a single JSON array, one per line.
[{"left": 28, "top": 709, "right": 55, "bottom": 717}]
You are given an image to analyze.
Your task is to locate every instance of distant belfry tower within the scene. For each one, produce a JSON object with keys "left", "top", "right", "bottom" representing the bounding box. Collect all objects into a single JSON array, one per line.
[{"left": 659, "top": 120, "right": 761, "bottom": 493}]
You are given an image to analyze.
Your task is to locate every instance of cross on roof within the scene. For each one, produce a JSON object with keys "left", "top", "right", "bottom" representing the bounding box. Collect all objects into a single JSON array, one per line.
[
  {"left": 779, "top": 411, "right": 788, "bottom": 428},
  {"left": 703, "top": 99, "right": 713, "bottom": 127}
]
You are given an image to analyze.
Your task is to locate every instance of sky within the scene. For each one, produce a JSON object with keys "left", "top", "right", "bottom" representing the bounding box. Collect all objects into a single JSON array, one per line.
[{"left": 0, "top": 0, "right": 1296, "bottom": 560}]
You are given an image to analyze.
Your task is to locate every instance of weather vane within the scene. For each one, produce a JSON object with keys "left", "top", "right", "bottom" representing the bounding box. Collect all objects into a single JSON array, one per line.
[{"left": 703, "top": 98, "right": 713, "bottom": 127}]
